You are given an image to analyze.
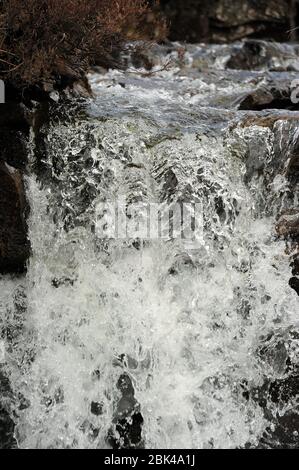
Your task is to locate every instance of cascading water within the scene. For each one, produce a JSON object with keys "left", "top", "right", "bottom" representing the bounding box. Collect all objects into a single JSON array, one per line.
[{"left": 0, "top": 43, "right": 299, "bottom": 449}]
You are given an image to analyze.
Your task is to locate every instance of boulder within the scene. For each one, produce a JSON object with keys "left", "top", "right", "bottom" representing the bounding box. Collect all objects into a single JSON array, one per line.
[{"left": 276, "top": 209, "right": 299, "bottom": 239}]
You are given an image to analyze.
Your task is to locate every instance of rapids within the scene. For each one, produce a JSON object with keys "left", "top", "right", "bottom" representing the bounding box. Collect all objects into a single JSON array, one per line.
[{"left": 0, "top": 42, "right": 299, "bottom": 449}]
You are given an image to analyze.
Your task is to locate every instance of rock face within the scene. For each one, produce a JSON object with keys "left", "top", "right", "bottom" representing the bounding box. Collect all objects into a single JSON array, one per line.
[
  {"left": 160, "top": 0, "right": 294, "bottom": 43},
  {"left": 0, "top": 101, "right": 32, "bottom": 273},
  {"left": 276, "top": 210, "right": 299, "bottom": 239},
  {"left": 0, "top": 100, "right": 46, "bottom": 274},
  {"left": 108, "top": 374, "right": 144, "bottom": 449},
  {"left": 0, "top": 370, "right": 17, "bottom": 449},
  {"left": 0, "top": 162, "right": 29, "bottom": 273}
]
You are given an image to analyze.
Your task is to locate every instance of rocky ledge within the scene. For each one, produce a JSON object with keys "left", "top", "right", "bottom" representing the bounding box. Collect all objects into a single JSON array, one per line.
[{"left": 160, "top": 0, "right": 296, "bottom": 43}]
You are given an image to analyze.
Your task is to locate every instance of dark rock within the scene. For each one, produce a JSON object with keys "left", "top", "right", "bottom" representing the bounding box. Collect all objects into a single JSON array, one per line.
[
  {"left": 259, "top": 409, "right": 299, "bottom": 449},
  {"left": 90, "top": 401, "right": 103, "bottom": 416},
  {"left": 276, "top": 209, "right": 299, "bottom": 239},
  {"left": 0, "top": 100, "right": 51, "bottom": 275},
  {"left": 160, "top": 0, "right": 293, "bottom": 43},
  {"left": 239, "top": 112, "right": 299, "bottom": 130},
  {"left": 227, "top": 40, "right": 299, "bottom": 71},
  {"left": 107, "top": 373, "right": 144, "bottom": 449},
  {"left": 227, "top": 41, "right": 271, "bottom": 70},
  {"left": 0, "top": 129, "right": 28, "bottom": 170},
  {"left": 0, "top": 163, "right": 29, "bottom": 273},
  {"left": 0, "top": 371, "right": 17, "bottom": 449},
  {"left": 160, "top": 0, "right": 210, "bottom": 43},
  {"left": 0, "top": 103, "right": 31, "bottom": 174},
  {"left": 289, "top": 277, "right": 299, "bottom": 295},
  {"left": 209, "top": 0, "right": 291, "bottom": 42},
  {"left": 253, "top": 330, "right": 299, "bottom": 448},
  {"left": 285, "top": 126, "right": 299, "bottom": 178},
  {"left": 111, "top": 412, "right": 144, "bottom": 449},
  {"left": 239, "top": 84, "right": 299, "bottom": 111},
  {"left": 268, "top": 373, "right": 299, "bottom": 403},
  {"left": 291, "top": 254, "right": 299, "bottom": 276},
  {"left": 51, "top": 277, "right": 75, "bottom": 288},
  {"left": 0, "top": 407, "right": 16, "bottom": 449}
]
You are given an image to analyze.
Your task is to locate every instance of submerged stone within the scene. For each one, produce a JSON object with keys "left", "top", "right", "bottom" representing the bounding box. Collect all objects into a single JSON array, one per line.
[
  {"left": 107, "top": 374, "right": 144, "bottom": 449},
  {"left": 276, "top": 210, "right": 299, "bottom": 239},
  {"left": 0, "top": 407, "right": 16, "bottom": 449}
]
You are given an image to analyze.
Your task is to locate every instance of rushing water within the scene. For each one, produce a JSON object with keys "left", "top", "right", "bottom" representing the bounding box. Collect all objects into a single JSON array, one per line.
[{"left": 0, "top": 42, "right": 299, "bottom": 449}]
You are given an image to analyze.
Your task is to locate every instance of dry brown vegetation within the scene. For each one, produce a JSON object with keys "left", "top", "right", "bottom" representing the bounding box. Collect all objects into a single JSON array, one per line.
[{"left": 0, "top": 0, "right": 166, "bottom": 91}]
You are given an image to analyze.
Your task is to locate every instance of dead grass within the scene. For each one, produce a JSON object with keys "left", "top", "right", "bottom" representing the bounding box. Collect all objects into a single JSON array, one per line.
[{"left": 0, "top": 0, "right": 166, "bottom": 91}]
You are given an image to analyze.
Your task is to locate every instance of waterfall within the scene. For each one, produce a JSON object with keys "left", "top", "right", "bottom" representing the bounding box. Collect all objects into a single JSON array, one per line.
[{"left": 1, "top": 43, "right": 299, "bottom": 449}]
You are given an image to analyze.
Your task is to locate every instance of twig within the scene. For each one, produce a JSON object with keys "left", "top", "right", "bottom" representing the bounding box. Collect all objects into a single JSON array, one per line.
[
  {"left": 0, "top": 57, "right": 16, "bottom": 67},
  {"left": 125, "top": 58, "right": 173, "bottom": 77}
]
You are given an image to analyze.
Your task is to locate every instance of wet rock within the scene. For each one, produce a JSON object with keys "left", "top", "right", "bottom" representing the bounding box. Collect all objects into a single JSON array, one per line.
[
  {"left": 289, "top": 277, "right": 299, "bottom": 296},
  {"left": 90, "top": 401, "right": 103, "bottom": 416},
  {"left": 259, "top": 409, "right": 299, "bottom": 449},
  {"left": 227, "top": 40, "right": 299, "bottom": 72},
  {"left": 160, "top": 0, "right": 292, "bottom": 43},
  {"left": 168, "top": 253, "right": 195, "bottom": 275},
  {"left": 0, "top": 100, "right": 51, "bottom": 275},
  {"left": 231, "top": 100, "right": 299, "bottom": 191},
  {"left": 108, "top": 374, "right": 144, "bottom": 449},
  {"left": 0, "top": 163, "right": 29, "bottom": 273},
  {"left": 276, "top": 210, "right": 299, "bottom": 239},
  {"left": 0, "top": 407, "right": 16, "bottom": 449},
  {"left": 0, "top": 102, "right": 31, "bottom": 131},
  {"left": 0, "top": 101, "right": 32, "bottom": 172},
  {"left": 258, "top": 402, "right": 299, "bottom": 448},
  {"left": 160, "top": 0, "right": 210, "bottom": 43},
  {"left": 291, "top": 254, "right": 299, "bottom": 276},
  {"left": 254, "top": 330, "right": 299, "bottom": 448},
  {"left": 0, "top": 371, "right": 17, "bottom": 449},
  {"left": 286, "top": 127, "right": 299, "bottom": 178},
  {"left": 51, "top": 277, "right": 75, "bottom": 288}
]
